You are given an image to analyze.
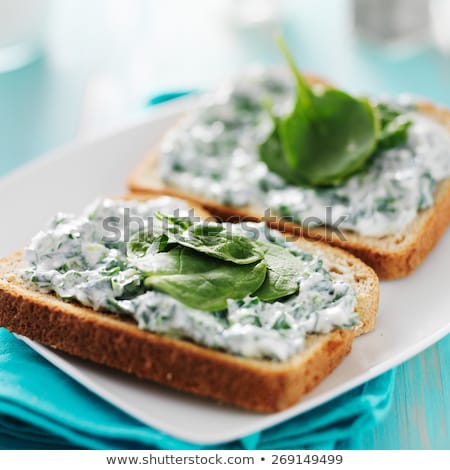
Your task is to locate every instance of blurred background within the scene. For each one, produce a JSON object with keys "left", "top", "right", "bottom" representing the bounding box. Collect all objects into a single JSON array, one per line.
[{"left": 1, "top": 0, "right": 450, "bottom": 176}]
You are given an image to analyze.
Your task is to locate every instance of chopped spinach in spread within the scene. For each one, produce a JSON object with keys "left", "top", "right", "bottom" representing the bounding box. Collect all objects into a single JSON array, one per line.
[{"left": 23, "top": 198, "right": 358, "bottom": 361}]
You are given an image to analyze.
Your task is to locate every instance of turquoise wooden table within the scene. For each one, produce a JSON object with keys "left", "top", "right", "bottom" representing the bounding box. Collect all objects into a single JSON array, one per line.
[{"left": 0, "top": 0, "right": 448, "bottom": 449}]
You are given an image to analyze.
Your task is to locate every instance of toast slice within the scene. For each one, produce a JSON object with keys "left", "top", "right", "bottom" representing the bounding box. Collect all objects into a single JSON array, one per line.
[
  {"left": 128, "top": 89, "right": 450, "bottom": 280},
  {"left": 0, "top": 195, "right": 378, "bottom": 412}
]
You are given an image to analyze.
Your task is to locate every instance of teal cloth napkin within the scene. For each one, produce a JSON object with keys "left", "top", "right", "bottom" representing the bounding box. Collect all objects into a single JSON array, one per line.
[
  {"left": 0, "top": 328, "right": 394, "bottom": 450},
  {"left": 0, "top": 91, "right": 394, "bottom": 449}
]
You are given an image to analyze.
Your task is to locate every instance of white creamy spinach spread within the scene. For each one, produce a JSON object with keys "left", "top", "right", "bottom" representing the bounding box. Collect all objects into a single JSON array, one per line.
[
  {"left": 160, "top": 68, "right": 450, "bottom": 237},
  {"left": 23, "top": 197, "right": 358, "bottom": 361}
]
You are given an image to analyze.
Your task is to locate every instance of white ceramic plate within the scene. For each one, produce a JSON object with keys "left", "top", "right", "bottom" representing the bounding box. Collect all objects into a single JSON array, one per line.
[{"left": 1, "top": 97, "right": 449, "bottom": 445}]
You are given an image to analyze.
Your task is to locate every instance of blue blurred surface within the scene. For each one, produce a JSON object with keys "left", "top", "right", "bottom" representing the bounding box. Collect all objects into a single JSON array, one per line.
[{"left": 0, "top": 0, "right": 448, "bottom": 449}]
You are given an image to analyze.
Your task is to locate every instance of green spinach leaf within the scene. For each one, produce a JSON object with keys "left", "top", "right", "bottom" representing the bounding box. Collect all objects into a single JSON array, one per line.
[
  {"left": 253, "top": 242, "right": 304, "bottom": 301},
  {"left": 173, "top": 223, "right": 265, "bottom": 265},
  {"left": 259, "top": 37, "right": 379, "bottom": 187},
  {"left": 152, "top": 214, "right": 264, "bottom": 265},
  {"left": 141, "top": 246, "right": 267, "bottom": 311},
  {"left": 127, "top": 221, "right": 311, "bottom": 311}
]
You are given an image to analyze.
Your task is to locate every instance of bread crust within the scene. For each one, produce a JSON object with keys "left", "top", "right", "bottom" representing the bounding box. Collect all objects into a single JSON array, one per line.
[
  {"left": 0, "top": 195, "right": 378, "bottom": 412},
  {"left": 127, "top": 80, "right": 450, "bottom": 279}
]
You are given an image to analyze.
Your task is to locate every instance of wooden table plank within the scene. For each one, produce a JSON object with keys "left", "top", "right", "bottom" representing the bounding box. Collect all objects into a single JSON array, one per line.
[{"left": 360, "top": 335, "right": 450, "bottom": 449}]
